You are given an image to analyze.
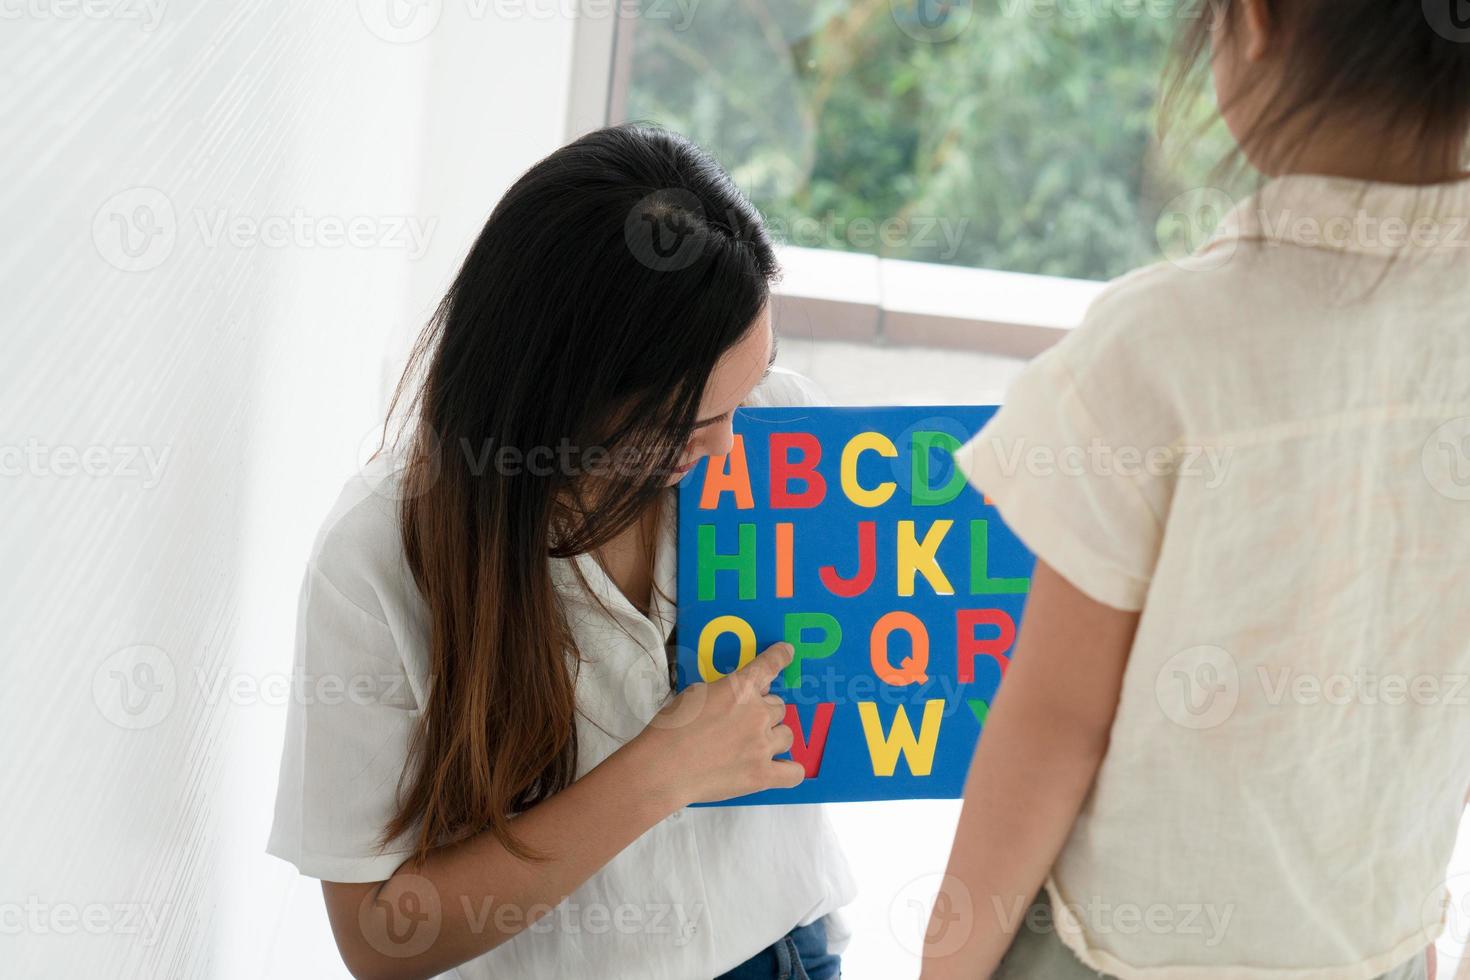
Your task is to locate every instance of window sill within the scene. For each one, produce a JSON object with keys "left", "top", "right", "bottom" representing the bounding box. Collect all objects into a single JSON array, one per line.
[{"left": 771, "top": 246, "right": 1104, "bottom": 359}]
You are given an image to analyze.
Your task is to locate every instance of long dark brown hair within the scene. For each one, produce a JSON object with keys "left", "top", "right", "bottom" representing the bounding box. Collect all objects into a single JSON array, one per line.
[
  {"left": 1161, "top": 0, "right": 1470, "bottom": 176},
  {"left": 379, "top": 124, "right": 778, "bottom": 863}
]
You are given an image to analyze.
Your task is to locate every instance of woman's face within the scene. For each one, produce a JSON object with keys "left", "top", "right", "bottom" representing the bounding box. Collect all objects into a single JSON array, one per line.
[{"left": 664, "top": 305, "right": 775, "bottom": 486}]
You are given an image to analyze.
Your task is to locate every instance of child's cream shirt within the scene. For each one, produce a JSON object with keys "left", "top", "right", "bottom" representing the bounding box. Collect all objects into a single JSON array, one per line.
[{"left": 957, "top": 174, "right": 1470, "bottom": 979}]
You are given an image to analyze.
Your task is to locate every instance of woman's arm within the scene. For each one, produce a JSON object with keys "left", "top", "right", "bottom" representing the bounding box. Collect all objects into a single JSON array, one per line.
[
  {"left": 323, "top": 643, "right": 803, "bottom": 980},
  {"left": 921, "top": 559, "right": 1139, "bottom": 979}
]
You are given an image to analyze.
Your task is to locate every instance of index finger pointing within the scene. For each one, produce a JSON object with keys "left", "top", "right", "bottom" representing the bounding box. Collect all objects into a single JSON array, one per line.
[{"left": 740, "top": 642, "right": 793, "bottom": 692}]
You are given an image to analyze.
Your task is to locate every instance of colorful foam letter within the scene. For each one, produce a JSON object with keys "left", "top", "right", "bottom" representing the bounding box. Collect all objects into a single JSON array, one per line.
[
  {"left": 856, "top": 699, "right": 946, "bottom": 777},
  {"left": 871, "top": 610, "right": 930, "bottom": 686},
  {"left": 783, "top": 703, "right": 835, "bottom": 778},
  {"left": 957, "top": 608, "right": 1017, "bottom": 683},
  {"left": 699, "top": 434, "right": 754, "bottom": 510},
  {"left": 897, "top": 519, "right": 955, "bottom": 596},
  {"left": 697, "top": 615, "right": 756, "bottom": 681},
  {"left": 970, "top": 519, "right": 1030, "bottom": 595},
  {"left": 782, "top": 611, "right": 842, "bottom": 688},
  {"left": 912, "top": 431, "right": 968, "bottom": 506},
  {"left": 840, "top": 432, "right": 897, "bottom": 508},
  {"left": 697, "top": 522, "right": 757, "bottom": 601},
  {"left": 770, "top": 432, "right": 826, "bottom": 508},
  {"left": 818, "top": 521, "right": 877, "bottom": 598}
]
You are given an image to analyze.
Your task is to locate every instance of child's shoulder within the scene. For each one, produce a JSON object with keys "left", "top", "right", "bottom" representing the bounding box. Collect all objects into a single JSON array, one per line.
[
  {"left": 1024, "top": 250, "right": 1288, "bottom": 438},
  {"left": 1055, "top": 249, "right": 1272, "bottom": 377},
  {"left": 1082, "top": 252, "right": 1253, "bottom": 338}
]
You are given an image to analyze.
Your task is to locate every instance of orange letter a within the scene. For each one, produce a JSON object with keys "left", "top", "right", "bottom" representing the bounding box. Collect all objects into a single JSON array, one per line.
[{"left": 699, "top": 434, "right": 754, "bottom": 510}]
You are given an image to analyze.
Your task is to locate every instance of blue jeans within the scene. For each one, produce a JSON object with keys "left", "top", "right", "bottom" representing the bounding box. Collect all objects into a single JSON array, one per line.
[{"left": 715, "top": 918, "right": 841, "bottom": 980}]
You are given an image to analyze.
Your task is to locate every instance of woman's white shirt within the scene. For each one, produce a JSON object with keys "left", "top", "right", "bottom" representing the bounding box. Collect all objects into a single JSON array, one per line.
[{"left": 267, "top": 367, "right": 856, "bottom": 979}]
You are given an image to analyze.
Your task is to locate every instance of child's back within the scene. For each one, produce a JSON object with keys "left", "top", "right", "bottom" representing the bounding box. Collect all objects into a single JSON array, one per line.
[
  {"left": 924, "top": 3, "right": 1470, "bottom": 975},
  {"left": 965, "top": 172, "right": 1470, "bottom": 973}
]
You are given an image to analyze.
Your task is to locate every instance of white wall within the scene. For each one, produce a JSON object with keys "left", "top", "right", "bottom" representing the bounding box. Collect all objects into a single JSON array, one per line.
[{"left": 0, "top": 3, "right": 575, "bottom": 977}]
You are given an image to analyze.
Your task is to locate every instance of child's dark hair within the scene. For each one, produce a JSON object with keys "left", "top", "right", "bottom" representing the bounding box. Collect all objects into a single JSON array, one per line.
[{"left": 1163, "top": 0, "right": 1470, "bottom": 172}]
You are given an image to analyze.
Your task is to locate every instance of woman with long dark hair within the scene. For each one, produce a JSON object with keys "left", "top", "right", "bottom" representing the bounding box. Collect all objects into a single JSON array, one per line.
[{"left": 267, "top": 124, "right": 855, "bottom": 979}]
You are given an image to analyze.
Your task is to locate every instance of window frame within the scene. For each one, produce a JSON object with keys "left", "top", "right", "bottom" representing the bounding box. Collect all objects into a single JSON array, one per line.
[{"left": 564, "top": 3, "right": 1102, "bottom": 357}]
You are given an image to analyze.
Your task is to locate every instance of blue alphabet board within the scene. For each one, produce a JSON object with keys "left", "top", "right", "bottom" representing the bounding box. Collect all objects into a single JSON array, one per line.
[{"left": 675, "top": 405, "right": 1034, "bottom": 805}]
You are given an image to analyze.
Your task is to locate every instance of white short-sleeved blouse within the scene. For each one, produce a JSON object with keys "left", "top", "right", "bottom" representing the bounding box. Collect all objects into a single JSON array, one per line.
[
  {"left": 267, "top": 367, "right": 857, "bottom": 979},
  {"left": 956, "top": 174, "right": 1470, "bottom": 979}
]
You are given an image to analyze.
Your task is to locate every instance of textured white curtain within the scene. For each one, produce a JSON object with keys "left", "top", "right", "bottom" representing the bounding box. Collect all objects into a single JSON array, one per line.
[{"left": 0, "top": 3, "right": 575, "bottom": 977}]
